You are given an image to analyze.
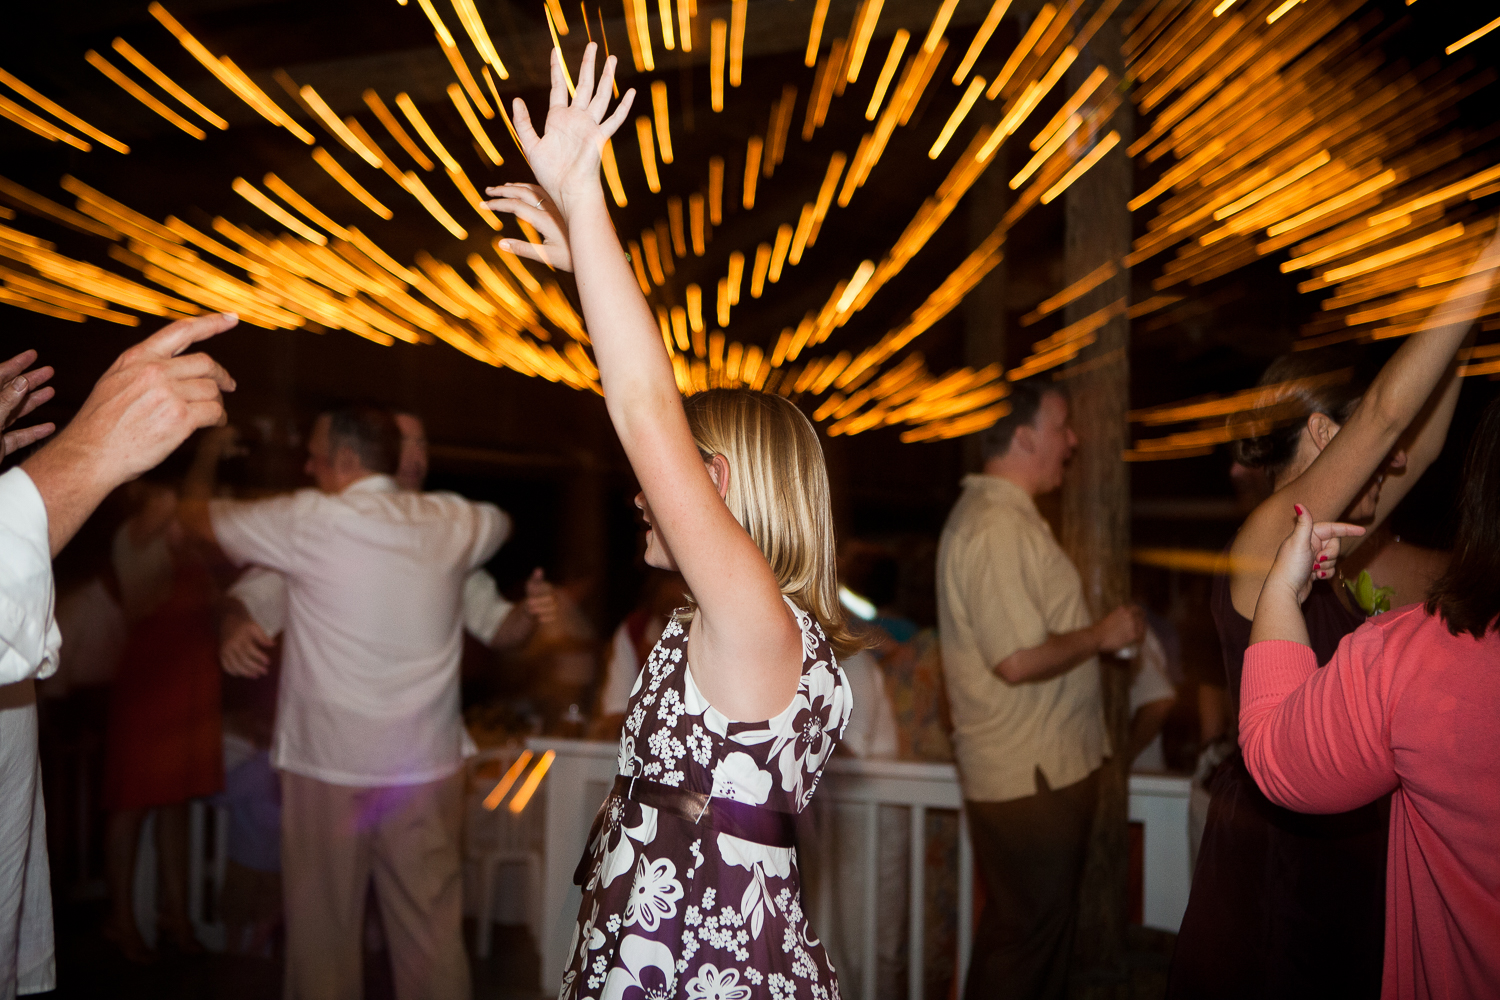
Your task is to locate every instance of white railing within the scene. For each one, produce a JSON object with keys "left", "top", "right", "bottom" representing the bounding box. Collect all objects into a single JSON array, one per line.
[{"left": 523, "top": 739, "right": 1193, "bottom": 996}]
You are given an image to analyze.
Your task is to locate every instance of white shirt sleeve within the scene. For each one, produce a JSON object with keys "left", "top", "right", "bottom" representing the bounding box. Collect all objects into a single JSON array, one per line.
[
  {"left": 229, "top": 566, "right": 289, "bottom": 637},
  {"left": 461, "top": 569, "right": 513, "bottom": 643},
  {"left": 599, "top": 623, "right": 643, "bottom": 717},
  {"left": 1130, "top": 628, "right": 1177, "bottom": 713},
  {"left": 210, "top": 493, "right": 305, "bottom": 571},
  {"left": 0, "top": 468, "right": 61, "bottom": 683}
]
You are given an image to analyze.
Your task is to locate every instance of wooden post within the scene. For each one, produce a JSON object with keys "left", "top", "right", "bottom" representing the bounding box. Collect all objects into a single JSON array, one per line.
[{"left": 1060, "top": 10, "right": 1134, "bottom": 987}]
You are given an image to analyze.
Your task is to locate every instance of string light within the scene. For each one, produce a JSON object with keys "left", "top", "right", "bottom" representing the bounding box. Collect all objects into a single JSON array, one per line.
[
  {"left": 448, "top": 83, "right": 504, "bottom": 164},
  {"left": 635, "top": 117, "right": 661, "bottom": 193},
  {"left": 805, "top": 0, "right": 831, "bottom": 67},
  {"left": 689, "top": 194, "right": 706, "bottom": 256},
  {"left": 866, "top": 31, "right": 909, "bottom": 121},
  {"left": 750, "top": 243, "right": 771, "bottom": 298},
  {"left": 710, "top": 19, "right": 727, "bottom": 112},
  {"left": 953, "top": 0, "right": 1011, "bottom": 85},
  {"left": 396, "top": 93, "right": 460, "bottom": 171},
  {"left": 85, "top": 49, "right": 206, "bottom": 139},
  {"left": 651, "top": 81, "right": 674, "bottom": 164},
  {"left": 743, "top": 136, "right": 763, "bottom": 209},
  {"left": 0, "top": 67, "right": 128, "bottom": 152},
  {"left": 110, "top": 38, "right": 227, "bottom": 129},
  {"left": 729, "top": 0, "right": 747, "bottom": 86},
  {"left": 707, "top": 157, "right": 724, "bottom": 225},
  {"left": 928, "top": 76, "right": 986, "bottom": 159}
]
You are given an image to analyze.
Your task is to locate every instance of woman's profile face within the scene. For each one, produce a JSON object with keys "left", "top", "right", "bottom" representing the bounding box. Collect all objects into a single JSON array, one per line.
[{"left": 636, "top": 490, "right": 678, "bottom": 571}]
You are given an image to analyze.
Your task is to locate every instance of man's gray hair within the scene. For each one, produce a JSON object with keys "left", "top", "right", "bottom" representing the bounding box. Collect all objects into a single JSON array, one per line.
[{"left": 325, "top": 406, "right": 401, "bottom": 475}]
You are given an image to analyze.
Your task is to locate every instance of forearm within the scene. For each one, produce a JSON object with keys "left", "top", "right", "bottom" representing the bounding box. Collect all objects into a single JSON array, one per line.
[
  {"left": 566, "top": 193, "right": 684, "bottom": 442},
  {"left": 1363, "top": 247, "right": 1497, "bottom": 431},
  {"left": 993, "top": 624, "right": 1099, "bottom": 684},
  {"left": 21, "top": 438, "right": 114, "bottom": 556},
  {"left": 1249, "top": 578, "right": 1311, "bottom": 647}
]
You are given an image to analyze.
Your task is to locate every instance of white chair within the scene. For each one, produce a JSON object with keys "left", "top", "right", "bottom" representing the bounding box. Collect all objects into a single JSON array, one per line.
[{"left": 465, "top": 749, "right": 545, "bottom": 959}]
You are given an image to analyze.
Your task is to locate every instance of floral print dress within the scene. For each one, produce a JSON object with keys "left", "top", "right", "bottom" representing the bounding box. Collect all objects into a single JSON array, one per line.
[{"left": 562, "top": 597, "right": 851, "bottom": 1000}]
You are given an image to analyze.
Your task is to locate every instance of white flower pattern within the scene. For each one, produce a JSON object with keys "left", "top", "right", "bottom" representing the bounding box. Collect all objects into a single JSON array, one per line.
[{"left": 564, "top": 599, "right": 849, "bottom": 1000}]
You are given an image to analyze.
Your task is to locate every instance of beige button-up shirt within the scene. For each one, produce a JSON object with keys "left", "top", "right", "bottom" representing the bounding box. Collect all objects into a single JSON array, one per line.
[{"left": 937, "top": 474, "right": 1108, "bottom": 802}]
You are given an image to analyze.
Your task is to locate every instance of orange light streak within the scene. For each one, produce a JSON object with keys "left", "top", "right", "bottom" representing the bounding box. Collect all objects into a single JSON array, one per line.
[
  {"left": 743, "top": 136, "right": 763, "bottom": 208},
  {"left": 651, "top": 81, "right": 674, "bottom": 164},
  {"left": 396, "top": 93, "right": 460, "bottom": 171},
  {"left": 600, "top": 140, "right": 628, "bottom": 207},
  {"left": 635, "top": 117, "right": 661, "bottom": 193},
  {"left": 448, "top": 83, "right": 503, "bottom": 164},
  {"left": 658, "top": 0, "right": 676, "bottom": 49},
  {"left": 727, "top": 250, "right": 744, "bottom": 305},
  {"left": 668, "top": 197, "right": 687, "bottom": 255},
  {"left": 312, "top": 149, "right": 393, "bottom": 219},
  {"left": 707, "top": 157, "right": 724, "bottom": 225},
  {"left": 751, "top": 242, "right": 771, "bottom": 298},
  {"left": 1317, "top": 223, "right": 1466, "bottom": 285},
  {"left": 507, "top": 750, "right": 554, "bottom": 813},
  {"left": 953, "top": 0, "right": 1011, "bottom": 84},
  {"left": 689, "top": 194, "right": 706, "bottom": 256},
  {"left": 1032, "top": 66, "right": 1108, "bottom": 152},
  {"left": 84, "top": 49, "right": 205, "bottom": 139},
  {"left": 730, "top": 0, "right": 747, "bottom": 86},
  {"left": 364, "top": 90, "right": 433, "bottom": 170},
  {"left": 678, "top": 0, "right": 693, "bottom": 53},
  {"left": 846, "top": 0, "right": 884, "bottom": 83},
  {"left": 866, "top": 30, "right": 909, "bottom": 120},
  {"left": 1281, "top": 215, "right": 1413, "bottom": 272},
  {"left": 988, "top": 4, "right": 1054, "bottom": 99},
  {"left": 1447, "top": 16, "right": 1500, "bottom": 55},
  {"left": 264, "top": 174, "right": 351, "bottom": 241},
  {"left": 295, "top": 85, "right": 381, "bottom": 168},
  {"left": 769, "top": 223, "right": 793, "bottom": 282},
  {"left": 717, "top": 279, "right": 731, "bottom": 325},
  {"left": 110, "top": 38, "right": 226, "bottom": 129},
  {"left": 686, "top": 283, "right": 704, "bottom": 333},
  {"left": 0, "top": 95, "right": 89, "bottom": 150},
  {"left": 710, "top": 19, "right": 727, "bottom": 111},
  {"left": 0, "top": 68, "right": 125, "bottom": 152},
  {"left": 788, "top": 204, "right": 815, "bottom": 266},
  {"left": 1265, "top": 0, "right": 1302, "bottom": 24},
  {"left": 1369, "top": 165, "right": 1500, "bottom": 226},
  {"left": 1265, "top": 170, "right": 1398, "bottom": 237},
  {"left": 233, "top": 178, "right": 328, "bottom": 245},
  {"left": 450, "top": 0, "right": 509, "bottom": 79},
  {"left": 928, "top": 76, "right": 986, "bottom": 159},
  {"left": 626, "top": 240, "right": 650, "bottom": 293},
  {"left": 920, "top": 0, "right": 962, "bottom": 52},
  {"left": 805, "top": 0, "right": 831, "bottom": 67},
  {"left": 401, "top": 171, "right": 469, "bottom": 239},
  {"left": 1040, "top": 131, "right": 1121, "bottom": 205}
]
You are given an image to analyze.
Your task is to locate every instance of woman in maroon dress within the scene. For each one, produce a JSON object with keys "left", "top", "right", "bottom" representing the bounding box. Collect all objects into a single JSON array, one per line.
[
  {"left": 102, "top": 473, "right": 225, "bottom": 961},
  {"left": 1168, "top": 227, "right": 1500, "bottom": 998}
]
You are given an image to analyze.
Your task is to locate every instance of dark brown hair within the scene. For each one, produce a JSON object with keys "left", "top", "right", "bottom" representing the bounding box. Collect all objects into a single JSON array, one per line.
[
  {"left": 1424, "top": 395, "right": 1500, "bottom": 639},
  {"left": 978, "top": 380, "right": 1066, "bottom": 461},
  {"left": 1231, "top": 350, "right": 1367, "bottom": 476}
]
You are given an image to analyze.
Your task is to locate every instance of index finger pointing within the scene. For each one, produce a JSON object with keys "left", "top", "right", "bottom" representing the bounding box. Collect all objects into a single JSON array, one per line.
[{"left": 136, "top": 312, "right": 239, "bottom": 361}]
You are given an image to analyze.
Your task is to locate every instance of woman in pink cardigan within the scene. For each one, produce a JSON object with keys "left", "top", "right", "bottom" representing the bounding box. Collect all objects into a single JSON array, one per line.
[{"left": 1241, "top": 396, "right": 1500, "bottom": 1000}]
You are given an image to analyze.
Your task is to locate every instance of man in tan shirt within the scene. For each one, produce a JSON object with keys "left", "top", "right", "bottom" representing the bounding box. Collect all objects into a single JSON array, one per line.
[{"left": 937, "top": 380, "right": 1143, "bottom": 1000}]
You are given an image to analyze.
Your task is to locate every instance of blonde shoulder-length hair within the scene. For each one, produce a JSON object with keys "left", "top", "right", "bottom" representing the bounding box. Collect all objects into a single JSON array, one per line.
[{"left": 681, "top": 388, "right": 860, "bottom": 660}]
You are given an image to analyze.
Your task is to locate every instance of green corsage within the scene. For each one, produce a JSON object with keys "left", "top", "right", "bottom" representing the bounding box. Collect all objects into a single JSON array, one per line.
[{"left": 1344, "top": 569, "right": 1396, "bottom": 616}]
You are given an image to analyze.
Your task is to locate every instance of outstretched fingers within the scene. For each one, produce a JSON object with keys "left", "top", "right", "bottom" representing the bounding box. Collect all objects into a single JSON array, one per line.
[
  {"left": 548, "top": 47, "right": 570, "bottom": 108},
  {"left": 512, "top": 96, "right": 540, "bottom": 153},
  {"left": 588, "top": 54, "right": 618, "bottom": 121},
  {"left": 3, "top": 423, "right": 54, "bottom": 456},
  {"left": 574, "top": 42, "right": 597, "bottom": 108},
  {"left": 0, "top": 350, "right": 38, "bottom": 385},
  {"left": 600, "top": 87, "right": 636, "bottom": 140}
]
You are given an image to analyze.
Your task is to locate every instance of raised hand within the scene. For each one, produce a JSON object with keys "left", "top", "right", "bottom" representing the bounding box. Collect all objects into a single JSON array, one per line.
[
  {"left": 524, "top": 566, "right": 560, "bottom": 626},
  {"left": 483, "top": 182, "right": 573, "bottom": 271},
  {"left": 220, "top": 599, "right": 274, "bottom": 678},
  {"left": 493, "top": 44, "right": 634, "bottom": 220},
  {"left": 23, "top": 312, "right": 237, "bottom": 553},
  {"left": 1268, "top": 504, "right": 1366, "bottom": 606},
  {"left": 0, "top": 349, "right": 56, "bottom": 460}
]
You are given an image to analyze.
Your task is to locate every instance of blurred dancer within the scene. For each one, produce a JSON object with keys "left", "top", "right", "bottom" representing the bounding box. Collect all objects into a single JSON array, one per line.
[
  {"left": 1168, "top": 227, "right": 1500, "bottom": 999},
  {"left": 101, "top": 434, "right": 232, "bottom": 961},
  {"left": 180, "top": 406, "right": 505, "bottom": 1000}
]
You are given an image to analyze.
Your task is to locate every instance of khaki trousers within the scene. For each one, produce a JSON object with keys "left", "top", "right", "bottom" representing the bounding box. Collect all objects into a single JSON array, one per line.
[{"left": 281, "top": 770, "right": 470, "bottom": 1000}]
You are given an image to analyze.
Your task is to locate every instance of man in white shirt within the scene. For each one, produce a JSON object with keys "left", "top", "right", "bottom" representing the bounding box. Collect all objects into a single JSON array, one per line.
[
  {"left": 0, "top": 313, "right": 238, "bottom": 998},
  {"left": 181, "top": 406, "right": 507, "bottom": 1000},
  {"left": 216, "top": 412, "right": 556, "bottom": 679}
]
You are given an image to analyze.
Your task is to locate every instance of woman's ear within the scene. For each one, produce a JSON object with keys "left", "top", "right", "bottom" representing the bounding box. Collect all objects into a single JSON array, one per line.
[
  {"left": 706, "top": 454, "right": 731, "bottom": 501},
  {"left": 1306, "top": 412, "right": 1340, "bottom": 452}
]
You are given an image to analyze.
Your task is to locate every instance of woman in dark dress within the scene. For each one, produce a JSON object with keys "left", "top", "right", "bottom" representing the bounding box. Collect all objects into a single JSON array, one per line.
[{"left": 1168, "top": 226, "right": 1500, "bottom": 998}]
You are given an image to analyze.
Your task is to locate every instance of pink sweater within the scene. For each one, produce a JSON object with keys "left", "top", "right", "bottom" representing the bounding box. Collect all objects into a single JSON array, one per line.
[{"left": 1242, "top": 606, "right": 1500, "bottom": 1000}]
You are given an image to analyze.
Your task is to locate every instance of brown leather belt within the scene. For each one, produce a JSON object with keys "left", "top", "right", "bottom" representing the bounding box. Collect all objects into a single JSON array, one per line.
[{"left": 573, "top": 774, "right": 797, "bottom": 885}]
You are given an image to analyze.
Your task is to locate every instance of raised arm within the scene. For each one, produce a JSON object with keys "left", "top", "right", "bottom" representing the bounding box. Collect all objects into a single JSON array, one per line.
[
  {"left": 485, "top": 47, "right": 802, "bottom": 721},
  {"left": 1231, "top": 228, "right": 1500, "bottom": 613}
]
